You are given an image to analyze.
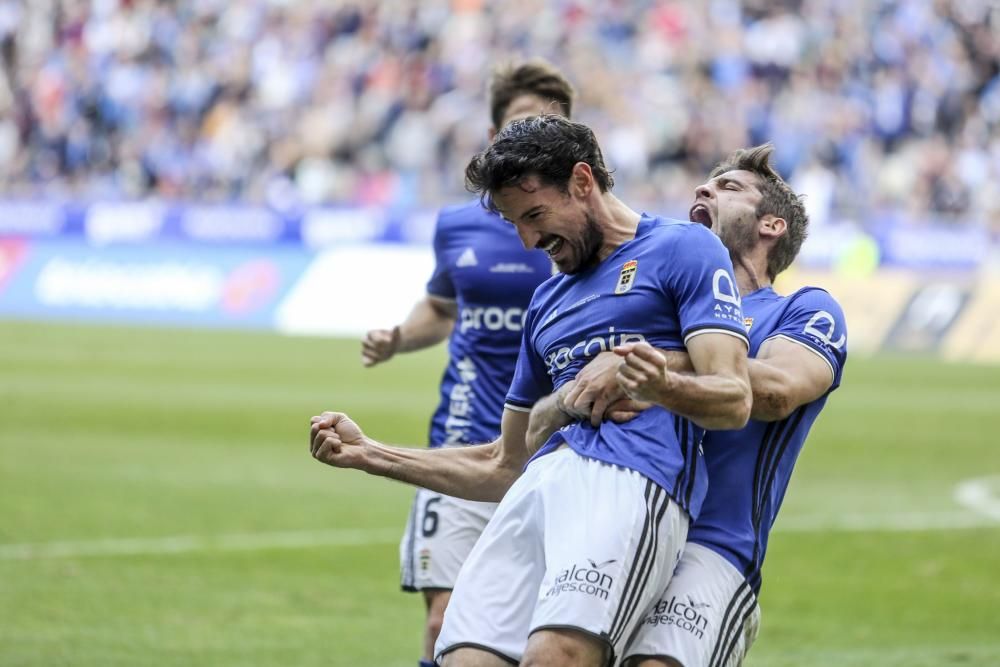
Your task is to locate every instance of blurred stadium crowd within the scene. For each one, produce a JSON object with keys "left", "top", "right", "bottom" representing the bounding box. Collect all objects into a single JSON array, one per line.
[{"left": 0, "top": 0, "right": 998, "bottom": 233}]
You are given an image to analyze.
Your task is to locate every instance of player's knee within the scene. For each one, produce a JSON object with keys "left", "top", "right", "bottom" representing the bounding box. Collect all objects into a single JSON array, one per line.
[
  {"left": 521, "top": 629, "right": 609, "bottom": 667},
  {"left": 439, "top": 647, "right": 510, "bottom": 667},
  {"left": 520, "top": 648, "right": 600, "bottom": 667},
  {"left": 623, "top": 658, "right": 684, "bottom": 667}
]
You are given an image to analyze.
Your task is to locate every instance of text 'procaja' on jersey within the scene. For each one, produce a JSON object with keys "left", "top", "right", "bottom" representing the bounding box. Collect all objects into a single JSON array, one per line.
[
  {"left": 689, "top": 286, "right": 848, "bottom": 594},
  {"left": 505, "top": 217, "right": 749, "bottom": 520},
  {"left": 426, "top": 200, "right": 553, "bottom": 448}
]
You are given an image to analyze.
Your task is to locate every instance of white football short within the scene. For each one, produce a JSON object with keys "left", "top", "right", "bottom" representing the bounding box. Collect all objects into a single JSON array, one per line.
[
  {"left": 624, "top": 543, "right": 761, "bottom": 667},
  {"left": 435, "top": 447, "right": 688, "bottom": 664},
  {"left": 400, "top": 487, "right": 498, "bottom": 591}
]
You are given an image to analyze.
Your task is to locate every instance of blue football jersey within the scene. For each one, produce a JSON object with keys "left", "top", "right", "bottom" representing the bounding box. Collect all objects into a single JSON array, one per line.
[
  {"left": 505, "top": 217, "right": 749, "bottom": 519},
  {"left": 688, "top": 286, "right": 848, "bottom": 594},
  {"left": 425, "top": 200, "right": 553, "bottom": 448}
]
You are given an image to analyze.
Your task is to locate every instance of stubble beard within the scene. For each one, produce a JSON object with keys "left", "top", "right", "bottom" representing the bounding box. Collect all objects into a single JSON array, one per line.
[
  {"left": 561, "top": 212, "right": 605, "bottom": 275},
  {"left": 720, "top": 211, "right": 758, "bottom": 261}
]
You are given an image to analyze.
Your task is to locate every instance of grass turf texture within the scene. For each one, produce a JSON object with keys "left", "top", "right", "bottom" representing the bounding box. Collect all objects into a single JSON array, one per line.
[{"left": 1, "top": 320, "right": 998, "bottom": 666}]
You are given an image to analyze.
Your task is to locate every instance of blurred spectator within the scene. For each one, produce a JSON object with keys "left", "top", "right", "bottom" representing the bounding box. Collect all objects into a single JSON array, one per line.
[{"left": 0, "top": 0, "right": 998, "bottom": 233}]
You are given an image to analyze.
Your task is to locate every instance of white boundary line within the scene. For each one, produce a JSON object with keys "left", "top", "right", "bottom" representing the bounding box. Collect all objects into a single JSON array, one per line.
[{"left": 3, "top": 478, "right": 997, "bottom": 561}]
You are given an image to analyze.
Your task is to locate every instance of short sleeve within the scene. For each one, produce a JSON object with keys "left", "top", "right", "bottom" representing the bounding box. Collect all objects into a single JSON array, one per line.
[
  {"left": 664, "top": 225, "right": 750, "bottom": 348},
  {"left": 426, "top": 213, "right": 456, "bottom": 300},
  {"left": 503, "top": 302, "right": 552, "bottom": 412},
  {"left": 765, "top": 288, "right": 848, "bottom": 389}
]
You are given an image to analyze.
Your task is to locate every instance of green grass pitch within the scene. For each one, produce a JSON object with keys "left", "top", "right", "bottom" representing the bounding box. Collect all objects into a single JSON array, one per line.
[{"left": 1, "top": 320, "right": 998, "bottom": 666}]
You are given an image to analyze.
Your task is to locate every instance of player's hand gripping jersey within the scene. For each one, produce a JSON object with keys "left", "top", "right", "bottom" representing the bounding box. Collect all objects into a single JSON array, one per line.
[
  {"left": 505, "top": 216, "right": 749, "bottom": 519},
  {"left": 425, "top": 200, "right": 554, "bottom": 447}
]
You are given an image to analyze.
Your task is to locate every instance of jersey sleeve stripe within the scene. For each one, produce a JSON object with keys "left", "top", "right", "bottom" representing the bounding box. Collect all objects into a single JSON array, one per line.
[
  {"left": 764, "top": 334, "right": 835, "bottom": 384},
  {"left": 503, "top": 402, "right": 533, "bottom": 413},
  {"left": 683, "top": 327, "right": 750, "bottom": 349}
]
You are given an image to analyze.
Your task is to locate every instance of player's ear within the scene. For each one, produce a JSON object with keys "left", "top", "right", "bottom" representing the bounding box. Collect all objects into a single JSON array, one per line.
[
  {"left": 487, "top": 126, "right": 499, "bottom": 143},
  {"left": 569, "top": 162, "right": 594, "bottom": 199},
  {"left": 760, "top": 214, "right": 786, "bottom": 240}
]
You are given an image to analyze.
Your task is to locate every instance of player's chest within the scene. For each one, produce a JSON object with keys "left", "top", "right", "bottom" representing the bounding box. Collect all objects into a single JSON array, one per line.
[{"left": 531, "top": 261, "right": 678, "bottom": 377}]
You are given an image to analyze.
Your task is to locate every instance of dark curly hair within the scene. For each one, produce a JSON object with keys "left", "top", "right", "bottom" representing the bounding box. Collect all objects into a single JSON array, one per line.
[
  {"left": 465, "top": 115, "right": 614, "bottom": 211},
  {"left": 710, "top": 143, "right": 809, "bottom": 280}
]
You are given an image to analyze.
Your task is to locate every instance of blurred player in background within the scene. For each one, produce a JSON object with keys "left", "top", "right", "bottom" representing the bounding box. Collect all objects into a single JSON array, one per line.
[
  {"left": 548, "top": 144, "right": 848, "bottom": 667},
  {"left": 313, "top": 115, "right": 752, "bottom": 666},
  {"left": 358, "top": 60, "right": 574, "bottom": 667}
]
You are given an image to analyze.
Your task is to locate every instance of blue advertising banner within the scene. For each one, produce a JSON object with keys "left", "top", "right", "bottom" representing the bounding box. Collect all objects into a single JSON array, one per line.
[
  {"left": 0, "top": 200, "right": 431, "bottom": 248},
  {"left": 0, "top": 239, "right": 313, "bottom": 330},
  {"left": 0, "top": 199, "right": 995, "bottom": 271}
]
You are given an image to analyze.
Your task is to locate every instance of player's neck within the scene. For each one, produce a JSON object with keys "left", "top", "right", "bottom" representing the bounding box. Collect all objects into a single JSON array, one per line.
[
  {"left": 595, "top": 194, "right": 642, "bottom": 262},
  {"left": 732, "top": 250, "right": 772, "bottom": 295}
]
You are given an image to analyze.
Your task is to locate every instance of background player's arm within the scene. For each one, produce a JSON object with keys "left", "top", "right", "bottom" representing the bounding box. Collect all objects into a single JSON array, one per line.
[
  {"left": 361, "top": 295, "right": 457, "bottom": 367},
  {"left": 616, "top": 333, "right": 751, "bottom": 430},
  {"left": 310, "top": 408, "right": 530, "bottom": 502},
  {"left": 748, "top": 337, "right": 834, "bottom": 421}
]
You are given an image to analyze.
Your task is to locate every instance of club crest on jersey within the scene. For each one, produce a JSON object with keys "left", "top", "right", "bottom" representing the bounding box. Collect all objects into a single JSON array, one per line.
[
  {"left": 615, "top": 260, "right": 638, "bottom": 295},
  {"left": 744, "top": 316, "right": 754, "bottom": 332}
]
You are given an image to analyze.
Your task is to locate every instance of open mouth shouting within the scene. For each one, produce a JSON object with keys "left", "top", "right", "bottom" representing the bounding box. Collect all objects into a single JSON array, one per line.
[{"left": 689, "top": 203, "right": 713, "bottom": 229}]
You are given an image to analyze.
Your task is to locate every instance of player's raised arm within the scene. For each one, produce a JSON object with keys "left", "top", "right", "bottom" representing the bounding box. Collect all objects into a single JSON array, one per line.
[{"left": 309, "top": 407, "right": 531, "bottom": 502}]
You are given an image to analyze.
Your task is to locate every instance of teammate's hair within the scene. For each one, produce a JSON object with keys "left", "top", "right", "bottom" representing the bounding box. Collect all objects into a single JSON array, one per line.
[
  {"left": 465, "top": 115, "right": 613, "bottom": 209},
  {"left": 489, "top": 59, "right": 575, "bottom": 128},
  {"left": 710, "top": 144, "right": 809, "bottom": 281}
]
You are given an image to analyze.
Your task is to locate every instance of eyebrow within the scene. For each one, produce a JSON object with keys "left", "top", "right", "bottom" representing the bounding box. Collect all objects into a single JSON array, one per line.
[
  {"left": 716, "top": 175, "right": 758, "bottom": 191},
  {"left": 518, "top": 205, "right": 546, "bottom": 221}
]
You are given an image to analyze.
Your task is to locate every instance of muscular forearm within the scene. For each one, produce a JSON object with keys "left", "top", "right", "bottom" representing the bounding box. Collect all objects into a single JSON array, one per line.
[
  {"left": 653, "top": 371, "right": 751, "bottom": 430},
  {"left": 747, "top": 359, "right": 798, "bottom": 422},
  {"left": 358, "top": 439, "right": 523, "bottom": 502}
]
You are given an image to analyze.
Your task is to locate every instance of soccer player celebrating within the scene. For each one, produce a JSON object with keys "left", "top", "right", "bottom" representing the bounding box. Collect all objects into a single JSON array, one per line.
[
  {"left": 554, "top": 144, "right": 848, "bottom": 667},
  {"left": 358, "top": 61, "right": 575, "bottom": 667},
  {"left": 311, "top": 115, "right": 752, "bottom": 666}
]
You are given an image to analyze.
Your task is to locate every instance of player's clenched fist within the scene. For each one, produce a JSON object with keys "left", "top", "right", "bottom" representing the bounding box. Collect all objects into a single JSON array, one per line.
[
  {"left": 361, "top": 326, "right": 401, "bottom": 367},
  {"left": 613, "top": 342, "right": 674, "bottom": 404},
  {"left": 310, "top": 411, "right": 368, "bottom": 470}
]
